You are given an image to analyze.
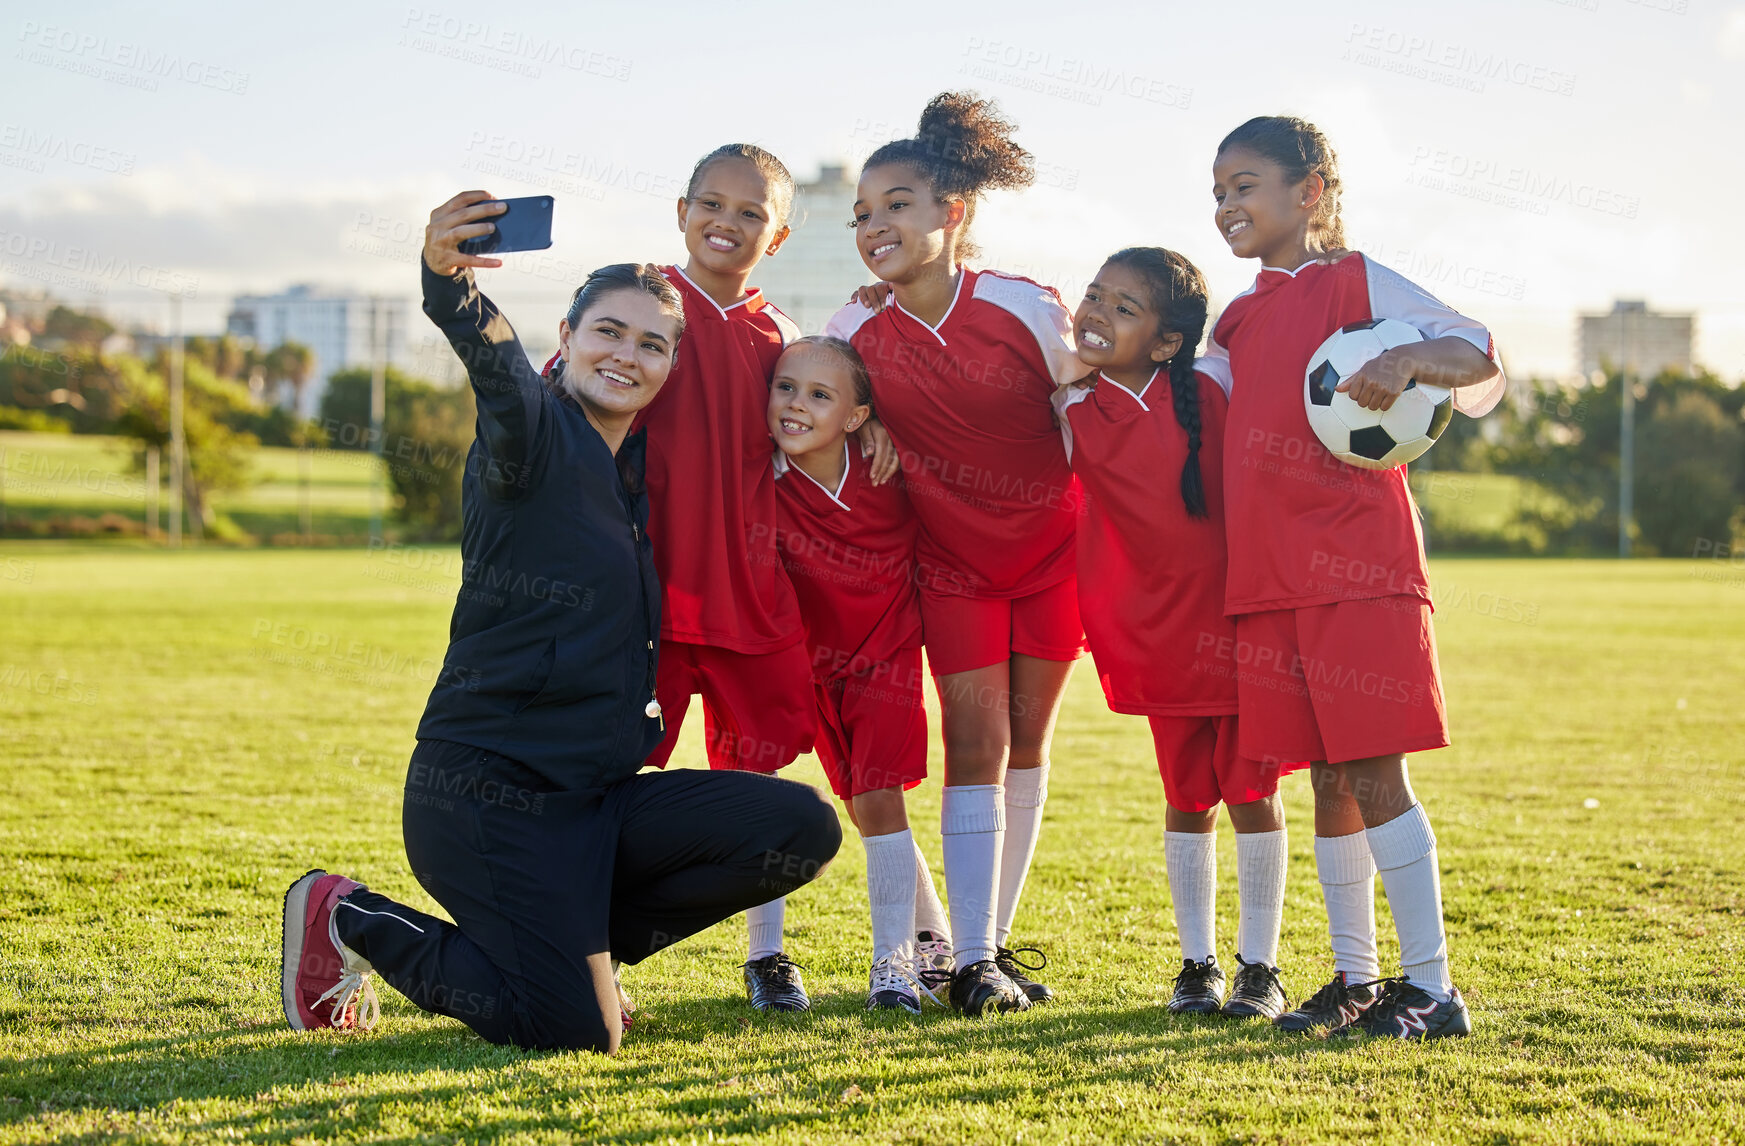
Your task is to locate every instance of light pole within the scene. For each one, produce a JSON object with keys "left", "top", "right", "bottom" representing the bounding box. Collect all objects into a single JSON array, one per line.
[
  {"left": 1617, "top": 306, "right": 1635, "bottom": 559},
  {"left": 369, "top": 298, "right": 386, "bottom": 546},
  {"left": 169, "top": 294, "right": 185, "bottom": 549}
]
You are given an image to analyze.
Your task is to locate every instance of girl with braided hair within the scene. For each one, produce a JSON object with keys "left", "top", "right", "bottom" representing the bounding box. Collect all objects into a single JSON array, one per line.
[{"left": 1054, "top": 248, "right": 1302, "bottom": 1021}]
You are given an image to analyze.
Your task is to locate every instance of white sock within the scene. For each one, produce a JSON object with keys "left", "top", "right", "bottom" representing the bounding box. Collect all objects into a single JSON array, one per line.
[
  {"left": 1315, "top": 832, "right": 1381, "bottom": 980},
  {"left": 864, "top": 829, "right": 917, "bottom": 964},
  {"left": 1367, "top": 804, "right": 1452, "bottom": 1001},
  {"left": 1164, "top": 830, "right": 1217, "bottom": 964},
  {"left": 746, "top": 897, "right": 785, "bottom": 961},
  {"left": 913, "top": 841, "right": 950, "bottom": 941},
  {"left": 995, "top": 762, "right": 1049, "bottom": 947},
  {"left": 1234, "top": 828, "right": 1288, "bottom": 967},
  {"left": 940, "top": 784, "right": 1003, "bottom": 968}
]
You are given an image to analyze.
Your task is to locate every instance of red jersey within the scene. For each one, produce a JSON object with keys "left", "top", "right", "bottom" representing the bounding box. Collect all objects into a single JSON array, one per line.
[
  {"left": 772, "top": 444, "right": 922, "bottom": 683},
  {"left": 1055, "top": 368, "right": 1236, "bottom": 717},
  {"left": 825, "top": 269, "right": 1086, "bottom": 600},
  {"left": 636, "top": 265, "right": 804, "bottom": 654},
  {"left": 1203, "top": 254, "right": 1506, "bottom": 615}
]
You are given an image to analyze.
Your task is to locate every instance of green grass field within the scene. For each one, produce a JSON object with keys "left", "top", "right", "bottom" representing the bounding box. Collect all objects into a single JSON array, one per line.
[
  {"left": 0, "top": 432, "right": 379, "bottom": 541},
  {"left": 2, "top": 547, "right": 1743, "bottom": 1144}
]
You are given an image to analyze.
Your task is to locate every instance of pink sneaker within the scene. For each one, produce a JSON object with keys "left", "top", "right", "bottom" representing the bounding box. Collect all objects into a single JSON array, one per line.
[{"left": 281, "top": 869, "right": 380, "bottom": 1031}]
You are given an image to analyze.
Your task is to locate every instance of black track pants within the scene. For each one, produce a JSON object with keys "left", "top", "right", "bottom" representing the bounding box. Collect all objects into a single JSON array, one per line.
[{"left": 334, "top": 739, "right": 842, "bottom": 1051}]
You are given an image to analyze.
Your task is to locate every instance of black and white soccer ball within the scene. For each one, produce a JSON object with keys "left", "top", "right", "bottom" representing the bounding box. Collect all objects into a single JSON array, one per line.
[{"left": 1304, "top": 319, "right": 1454, "bottom": 470}]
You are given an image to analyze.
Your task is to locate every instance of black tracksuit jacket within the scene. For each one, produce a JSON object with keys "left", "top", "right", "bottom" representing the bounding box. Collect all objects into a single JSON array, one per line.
[{"left": 414, "top": 262, "right": 663, "bottom": 788}]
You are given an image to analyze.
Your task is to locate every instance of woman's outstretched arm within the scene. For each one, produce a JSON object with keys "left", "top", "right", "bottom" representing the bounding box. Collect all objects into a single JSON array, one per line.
[{"left": 422, "top": 190, "right": 547, "bottom": 499}]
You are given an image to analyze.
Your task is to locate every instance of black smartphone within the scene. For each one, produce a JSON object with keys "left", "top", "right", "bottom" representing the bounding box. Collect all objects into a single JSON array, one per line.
[{"left": 459, "top": 195, "right": 554, "bottom": 256}]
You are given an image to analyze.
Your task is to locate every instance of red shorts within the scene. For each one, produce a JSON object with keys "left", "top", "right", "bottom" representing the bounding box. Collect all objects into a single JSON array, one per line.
[
  {"left": 1232, "top": 596, "right": 1449, "bottom": 765},
  {"left": 1147, "top": 714, "right": 1293, "bottom": 813},
  {"left": 645, "top": 639, "right": 816, "bottom": 773},
  {"left": 920, "top": 575, "right": 1087, "bottom": 676},
  {"left": 813, "top": 646, "right": 929, "bottom": 801}
]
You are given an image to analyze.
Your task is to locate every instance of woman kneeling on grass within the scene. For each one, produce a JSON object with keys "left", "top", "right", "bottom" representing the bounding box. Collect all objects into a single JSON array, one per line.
[{"left": 279, "top": 190, "right": 841, "bottom": 1054}]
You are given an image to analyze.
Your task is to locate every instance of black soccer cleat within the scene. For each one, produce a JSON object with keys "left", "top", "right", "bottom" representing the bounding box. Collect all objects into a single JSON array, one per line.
[
  {"left": 1167, "top": 957, "right": 1226, "bottom": 1015},
  {"left": 1347, "top": 978, "right": 1471, "bottom": 1040},
  {"left": 995, "top": 945, "right": 1054, "bottom": 1004},
  {"left": 742, "top": 953, "right": 810, "bottom": 1012},
  {"left": 1220, "top": 953, "right": 1287, "bottom": 1020},
  {"left": 924, "top": 959, "right": 1031, "bottom": 1017},
  {"left": 1273, "top": 970, "right": 1377, "bottom": 1034}
]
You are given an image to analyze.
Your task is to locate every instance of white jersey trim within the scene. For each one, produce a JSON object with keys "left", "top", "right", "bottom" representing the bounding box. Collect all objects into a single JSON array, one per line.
[
  {"left": 824, "top": 300, "right": 878, "bottom": 342},
  {"left": 892, "top": 269, "right": 965, "bottom": 347},
  {"left": 764, "top": 302, "right": 802, "bottom": 348},
  {"left": 772, "top": 443, "right": 853, "bottom": 510},
  {"left": 1103, "top": 368, "right": 1158, "bottom": 410},
  {"left": 1194, "top": 334, "right": 1235, "bottom": 400},
  {"left": 1362, "top": 255, "right": 1507, "bottom": 417},
  {"left": 668, "top": 264, "right": 760, "bottom": 321},
  {"left": 970, "top": 270, "right": 1088, "bottom": 388},
  {"left": 1050, "top": 383, "right": 1094, "bottom": 464}
]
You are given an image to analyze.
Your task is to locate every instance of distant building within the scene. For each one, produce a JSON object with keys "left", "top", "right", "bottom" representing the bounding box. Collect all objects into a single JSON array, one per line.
[
  {"left": 1578, "top": 300, "right": 1694, "bottom": 378},
  {"left": 225, "top": 286, "right": 415, "bottom": 414},
  {"left": 755, "top": 164, "right": 874, "bottom": 335}
]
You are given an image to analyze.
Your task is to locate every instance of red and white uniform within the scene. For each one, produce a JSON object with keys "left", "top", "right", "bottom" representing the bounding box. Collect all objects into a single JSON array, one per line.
[
  {"left": 1203, "top": 254, "right": 1505, "bottom": 616},
  {"left": 1055, "top": 368, "right": 1293, "bottom": 810},
  {"left": 826, "top": 269, "right": 1089, "bottom": 674},
  {"left": 1055, "top": 368, "right": 1234, "bottom": 717},
  {"left": 638, "top": 266, "right": 814, "bottom": 772},
  {"left": 643, "top": 265, "right": 804, "bottom": 652},
  {"left": 1203, "top": 253, "right": 1507, "bottom": 763},
  {"left": 773, "top": 445, "right": 926, "bottom": 800}
]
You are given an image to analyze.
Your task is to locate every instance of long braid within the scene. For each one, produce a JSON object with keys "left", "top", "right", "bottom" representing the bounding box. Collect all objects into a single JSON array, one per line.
[
  {"left": 1168, "top": 342, "right": 1207, "bottom": 519},
  {"left": 1107, "top": 247, "right": 1211, "bottom": 518}
]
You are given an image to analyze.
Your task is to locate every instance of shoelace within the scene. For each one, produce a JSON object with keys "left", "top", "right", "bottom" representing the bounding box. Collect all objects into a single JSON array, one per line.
[
  {"left": 315, "top": 968, "right": 380, "bottom": 1031},
  {"left": 919, "top": 958, "right": 1014, "bottom": 1001},
  {"left": 1344, "top": 976, "right": 1408, "bottom": 1027},
  {"left": 743, "top": 954, "right": 806, "bottom": 991},
  {"left": 997, "top": 945, "right": 1048, "bottom": 974},
  {"left": 870, "top": 953, "right": 939, "bottom": 1006},
  {"left": 1231, "top": 953, "right": 1285, "bottom": 998},
  {"left": 1297, "top": 975, "right": 1355, "bottom": 1013},
  {"left": 1172, "top": 960, "right": 1220, "bottom": 992}
]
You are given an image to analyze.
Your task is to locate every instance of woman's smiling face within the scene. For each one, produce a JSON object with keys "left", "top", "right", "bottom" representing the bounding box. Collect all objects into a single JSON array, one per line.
[{"left": 557, "top": 288, "right": 680, "bottom": 422}]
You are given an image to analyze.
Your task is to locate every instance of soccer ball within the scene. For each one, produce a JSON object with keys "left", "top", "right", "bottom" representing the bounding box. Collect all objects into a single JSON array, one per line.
[{"left": 1303, "top": 319, "right": 1454, "bottom": 470}]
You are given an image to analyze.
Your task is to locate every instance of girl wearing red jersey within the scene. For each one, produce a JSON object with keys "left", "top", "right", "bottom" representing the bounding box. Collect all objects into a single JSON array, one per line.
[
  {"left": 1207, "top": 116, "right": 1506, "bottom": 1039},
  {"left": 552, "top": 145, "right": 894, "bottom": 1013},
  {"left": 1055, "top": 248, "right": 1298, "bottom": 1021},
  {"left": 766, "top": 335, "right": 949, "bottom": 1015},
  {"left": 827, "top": 93, "right": 1086, "bottom": 1016}
]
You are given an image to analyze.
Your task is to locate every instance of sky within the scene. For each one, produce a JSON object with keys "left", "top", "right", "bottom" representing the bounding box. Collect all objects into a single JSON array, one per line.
[{"left": 2, "top": 0, "right": 1742, "bottom": 380}]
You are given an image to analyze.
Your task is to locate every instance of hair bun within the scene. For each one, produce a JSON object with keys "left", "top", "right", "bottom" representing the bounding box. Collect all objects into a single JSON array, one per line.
[{"left": 913, "top": 91, "right": 1035, "bottom": 194}]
